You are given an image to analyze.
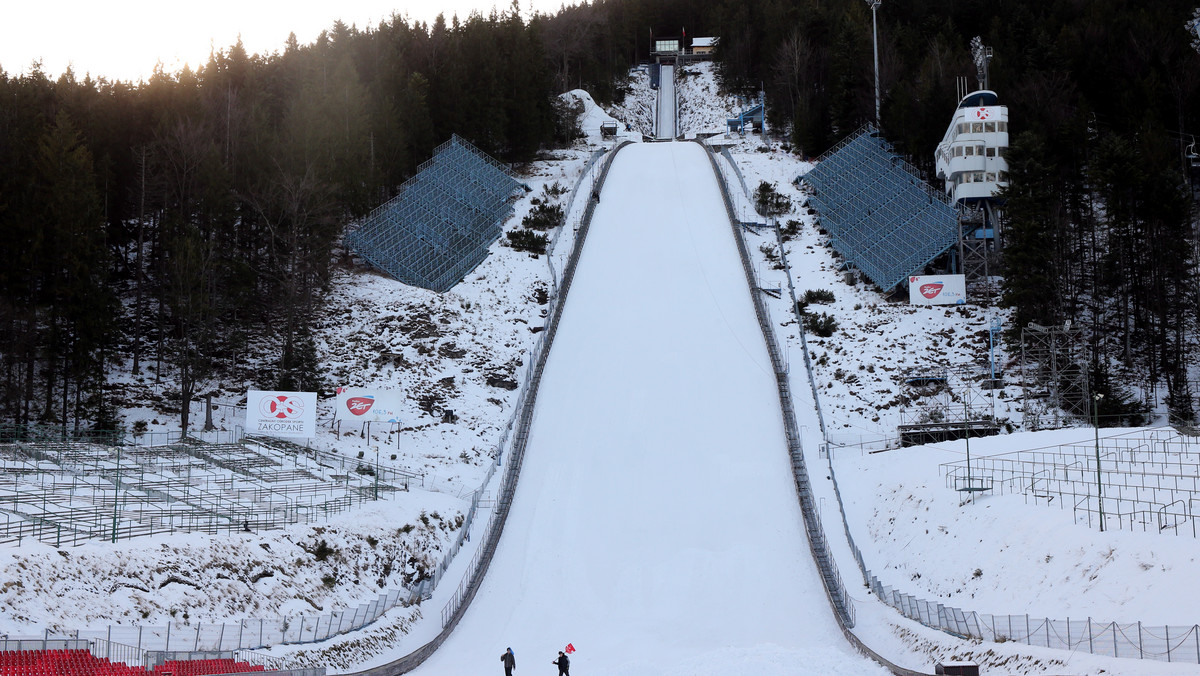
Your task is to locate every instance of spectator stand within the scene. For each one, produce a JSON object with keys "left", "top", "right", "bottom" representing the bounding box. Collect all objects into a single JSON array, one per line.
[{"left": 344, "top": 135, "right": 527, "bottom": 293}]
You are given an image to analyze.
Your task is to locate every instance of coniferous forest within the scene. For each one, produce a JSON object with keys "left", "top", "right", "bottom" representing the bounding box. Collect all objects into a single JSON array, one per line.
[{"left": 1, "top": 0, "right": 1199, "bottom": 431}]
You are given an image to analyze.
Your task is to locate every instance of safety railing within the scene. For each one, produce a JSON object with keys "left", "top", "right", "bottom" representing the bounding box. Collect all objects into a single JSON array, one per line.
[
  {"left": 704, "top": 141, "right": 933, "bottom": 676},
  {"left": 694, "top": 139, "right": 856, "bottom": 628}
]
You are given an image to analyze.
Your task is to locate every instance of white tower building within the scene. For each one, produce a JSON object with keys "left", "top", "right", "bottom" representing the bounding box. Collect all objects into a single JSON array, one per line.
[{"left": 934, "top": 89, "right": 1010, "bottom": 204}]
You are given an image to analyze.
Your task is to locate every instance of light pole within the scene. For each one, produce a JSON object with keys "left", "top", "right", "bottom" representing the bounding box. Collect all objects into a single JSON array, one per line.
[
  {"left": 963, "top": 376, "right": 975, "bottom": 502},
  {"left": 111, "top": 446, "right": 121, "bottom": 543},
  {"left": 1093, "top": 392, "right": 1105, "bottom": 531},
  {"left": 964, "top": 411, "right": 974, "bottom": 502},
  {"left": 867, "top": 0, "right": 882, "bottom": 126}
]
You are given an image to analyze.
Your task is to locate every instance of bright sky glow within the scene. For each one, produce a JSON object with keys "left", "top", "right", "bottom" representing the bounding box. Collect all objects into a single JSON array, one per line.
[{"left": 1, "top": 0, "right": 572, "bottom": 84}]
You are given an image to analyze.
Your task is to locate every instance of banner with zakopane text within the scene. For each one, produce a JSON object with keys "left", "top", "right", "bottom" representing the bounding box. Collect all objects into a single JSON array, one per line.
[{"left": 246, "top": 390, "right": 318, "bottom": 437}]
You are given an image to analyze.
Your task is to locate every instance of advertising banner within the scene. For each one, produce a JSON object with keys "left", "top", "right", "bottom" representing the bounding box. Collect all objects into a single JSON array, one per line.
[
  {"left": 909, "top": 275, "right": 967, "bottom": 306},
  {"left": 246, "top": 390, "right": 318, "bottom": 438},
  {"left": 335, "top": 387, "right": 405, "bottom": 423}
]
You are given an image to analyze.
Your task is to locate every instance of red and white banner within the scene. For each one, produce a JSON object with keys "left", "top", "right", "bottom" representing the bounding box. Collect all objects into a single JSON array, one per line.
[
  {"left": 908, "top": 275, "right": 967, "bottom": 306},
  {"left": 247, "top": 390, "right": 318, "bottom": 438},
  {"left": 973, "top": 106, "right": 998, "bottom": 121},
  {"left": 335, "top": 387, "right": 406, "bottom": 423}
]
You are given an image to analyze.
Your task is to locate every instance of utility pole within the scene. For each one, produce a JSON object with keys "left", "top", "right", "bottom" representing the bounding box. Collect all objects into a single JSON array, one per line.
[
  {"left": 867, "top": 0, "right": 882, "bottom": 126},
  {"left": 111, "top": 446, "right": 121, "bottom": 543},
  {"left": 1093, "top": 393, "right": 1105, "bottom": 531},
  {"left": 963, "top": 376, "right": 974, "bottom": 503}
]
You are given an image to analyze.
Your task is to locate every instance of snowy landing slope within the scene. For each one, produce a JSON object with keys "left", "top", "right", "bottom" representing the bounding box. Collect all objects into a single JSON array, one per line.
[{"left": 407, "top": 143, "right": 887, "bottom": 676}]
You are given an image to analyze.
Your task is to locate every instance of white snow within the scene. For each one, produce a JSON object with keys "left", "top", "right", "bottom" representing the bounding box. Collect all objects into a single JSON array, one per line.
[
  {"left": 559, "top": 89, "right": 637, "bottom": 144},
  {"left": 4, "top": 60, "right": 1199, "bottom": 676},
  {"left": 405, "top": 141, "right": 885, "bottom": 676},
  {"left": 607, "top": 67, "right": 656, "bottom": 137}
]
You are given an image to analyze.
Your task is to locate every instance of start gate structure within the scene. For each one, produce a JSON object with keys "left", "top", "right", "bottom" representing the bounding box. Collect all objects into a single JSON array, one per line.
[
  {"left": 345, "top": 135, "right": 525, "bottom": 293},
  {"left": 798, "top": 124, "right": 959, "bottom": 293}
]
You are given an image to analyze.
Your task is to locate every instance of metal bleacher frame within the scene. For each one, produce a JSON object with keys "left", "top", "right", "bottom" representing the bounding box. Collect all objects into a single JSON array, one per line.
[
  {"left": 0, "top": 432, "right": 417, "bottom": 548},
  {"left": 800, "top": 124, "right": 958, "bottom": 292},
  {"left": 345, "top": 135, "right": 525, "bottom": 293}
]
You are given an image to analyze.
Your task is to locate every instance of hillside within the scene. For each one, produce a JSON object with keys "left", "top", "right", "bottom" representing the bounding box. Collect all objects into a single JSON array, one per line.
[{"left": 1, "top": 61, "right": 1196, "bottom": 676}]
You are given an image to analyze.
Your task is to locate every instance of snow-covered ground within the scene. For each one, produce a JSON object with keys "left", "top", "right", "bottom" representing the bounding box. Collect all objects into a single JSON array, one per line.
[
  {"left": 3, "top": 60, "right": 1198, "bottom": 676},
  {"left": 676, "top": 61, "right": 740, "bottom": 136},
  {"left": 407, "top": 140, "right": 887, "bottom": 676},
  {"left": 606, "top": 66, "right": 656, "bottom": 137}
]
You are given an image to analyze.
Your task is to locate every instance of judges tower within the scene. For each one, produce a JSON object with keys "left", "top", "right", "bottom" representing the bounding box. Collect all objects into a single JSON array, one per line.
[{"left": 934, "top": 38, "right": 1008, "bottom": 298}]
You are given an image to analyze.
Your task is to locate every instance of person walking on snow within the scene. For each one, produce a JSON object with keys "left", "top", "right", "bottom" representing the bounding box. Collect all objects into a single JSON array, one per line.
[
  {"left": 552, "top": 650, "right": 569, "bottom": 676},
  {"left": 501, "top": 647, "right": 516, "bottom": 676}
]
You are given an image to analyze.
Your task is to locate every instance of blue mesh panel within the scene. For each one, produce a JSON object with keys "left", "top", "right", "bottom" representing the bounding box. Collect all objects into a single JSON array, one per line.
[
  {"left": 345, "top": 135, "right": 523, "bottom": 293},
  {"left": 800, "top": 125, "right": 957, "bottom": 291}
]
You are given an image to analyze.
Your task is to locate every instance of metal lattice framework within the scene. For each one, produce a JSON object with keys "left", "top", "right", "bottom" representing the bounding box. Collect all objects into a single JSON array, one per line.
[
  {"left": 0, "top": 433, "right": 419, "bottom": 548},
  {"left": 897, "top": 365, "right": 1002, "bottom": 427},
  {"left": 346, "top": 135, "right": 523, "bottom": 293},
  {"left": 1020, "top": 322, "right": 1090, "bottom": 429},
  {"left": 800, "top": 124, "right": 959, "bottom": 291}
]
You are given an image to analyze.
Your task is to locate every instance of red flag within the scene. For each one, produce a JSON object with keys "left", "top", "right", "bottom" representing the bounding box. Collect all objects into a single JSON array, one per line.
[{"left": 564, "top": 643, "right": 576, "bottom": 654}]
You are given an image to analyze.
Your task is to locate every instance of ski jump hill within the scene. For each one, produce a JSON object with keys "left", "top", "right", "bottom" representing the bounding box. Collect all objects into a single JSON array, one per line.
[{"left": 351, "top": 141, "right": 905, "bottom": 675}]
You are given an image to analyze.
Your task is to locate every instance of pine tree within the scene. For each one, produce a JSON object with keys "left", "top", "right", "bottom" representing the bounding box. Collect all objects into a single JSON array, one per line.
[
  {"left": 32, "top": 111, "right": 116, "bottom": 431},
  {"left": 998, "top": 132, "right": 1064, "bottom": 333}
]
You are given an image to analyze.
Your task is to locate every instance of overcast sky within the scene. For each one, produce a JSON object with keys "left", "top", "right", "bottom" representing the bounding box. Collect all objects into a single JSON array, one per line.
[{"left": 1, "top": 0, "right": 573, "bottom": 84}]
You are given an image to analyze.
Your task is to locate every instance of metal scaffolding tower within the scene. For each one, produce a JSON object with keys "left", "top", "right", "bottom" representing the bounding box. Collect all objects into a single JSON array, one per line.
[
  {"left": 1020, "top": 322, "right": 1090, "bottom": 430},
  {"left": 957, "top": 201, "right": 1003, "bottom": 301},
  {"left": 896, "top": 365, "right": 1003, "bottom": 446}
]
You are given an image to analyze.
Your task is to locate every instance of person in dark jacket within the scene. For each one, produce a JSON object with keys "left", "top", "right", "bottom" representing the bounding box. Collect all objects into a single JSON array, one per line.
[
  {"left": 552, "top": 650, "right": 569, "bottom": 676},
  {"left": 501, "top": 647, "right": 516, "bottom": 676}
]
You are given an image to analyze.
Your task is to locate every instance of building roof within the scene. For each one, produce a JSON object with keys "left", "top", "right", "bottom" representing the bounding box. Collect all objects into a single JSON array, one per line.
[
  {"left": 958, "top": 90, "right": 999, "bottom": 108},
  {"left": 691, "top": 37, "right": 718, "bottom": 47}
]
